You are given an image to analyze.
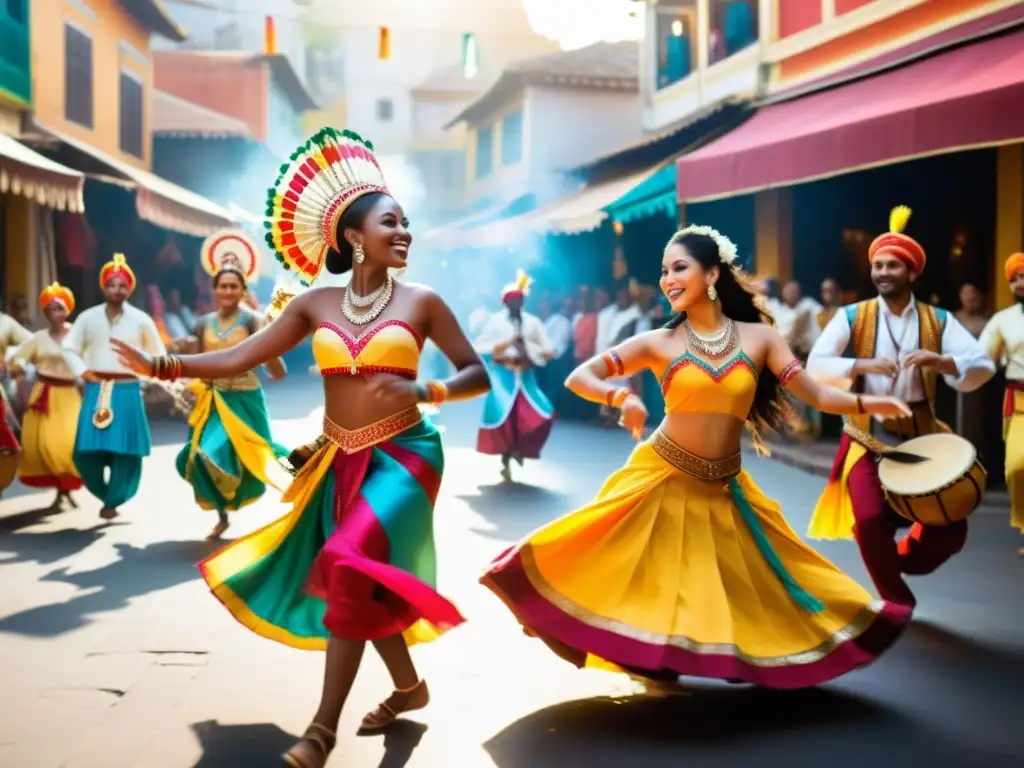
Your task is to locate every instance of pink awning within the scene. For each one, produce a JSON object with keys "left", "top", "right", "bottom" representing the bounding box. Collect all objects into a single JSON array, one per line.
[{"left": 675, "top": 28, "right": 1024, "bottom": 202}]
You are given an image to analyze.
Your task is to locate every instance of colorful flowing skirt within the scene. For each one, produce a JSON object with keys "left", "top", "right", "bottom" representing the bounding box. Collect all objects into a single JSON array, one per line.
[
  {"left": 482, "top": 430, "right": 911, "bottom": 689},
  {"left": 175, "top": 382, "right": 288, "bottom": 512},
  {"left": 0, "top": 389, "right": 19, "bottom": 492},
  {"left": 75, "top": 378, "right": 151, "bottom": 456},
  {"left": 17, "top": 377, "right": 82, "bottom": 491},
  {"left": 199, "top": 407, "right": 465, "bottom": 649},
  {"left": 477, "top": 356, "right": 553, "bottom": 459}
]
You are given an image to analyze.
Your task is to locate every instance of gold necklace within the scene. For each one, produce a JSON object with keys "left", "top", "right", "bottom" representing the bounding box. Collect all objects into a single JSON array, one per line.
[
  {"left": 683, "top": 318, "right": 737, "bottom": 358},
  {"left": 340, "top": 275, "right": 394, "bottom": 325}
]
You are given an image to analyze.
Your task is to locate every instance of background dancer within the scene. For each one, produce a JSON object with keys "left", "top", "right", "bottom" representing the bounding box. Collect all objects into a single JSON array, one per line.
[
  {"left": 980, "top": 252, "right": 1024, "bottom": 556},
  {"left": 111, "top": 127, "right": 490, "bottom": 768},
  {"left": 63, "top": 253, "right": 166, "bottom": 520},
  {"left": 0, "top": 308, "right": 31, "bottom": 496},
  {"left": 807, "top": 206, "right": 995, "bottom": 607},
  {"left": 174, "top": 232, "right": 288, "bottom": 540},
  {"left": 8, "top": 283, "right": 82, "bottom": 509},
  {"left": 482, "top": 225, "right": 913, "bottom": 690},
  {"left": 473, "top": 270, "right": 555, "bottom": 482}
]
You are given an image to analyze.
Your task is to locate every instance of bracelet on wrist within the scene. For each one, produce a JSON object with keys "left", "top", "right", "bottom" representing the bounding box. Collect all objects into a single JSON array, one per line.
[
  {"left": 153, "top": 354, "right": 183, "bottom": 382},
  {"left": 424, "top": 380, "right": 449, "bottom": 405},
  {"left": 607, "top": 386, "right": 630, "bottom": 409},
  {"left": 855, "top": 395, "right": 865, "bottom": 414}
]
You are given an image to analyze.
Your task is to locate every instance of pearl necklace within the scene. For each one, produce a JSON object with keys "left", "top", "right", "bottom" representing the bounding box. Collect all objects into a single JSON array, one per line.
[
  {"left": 682, "top": 318, "right": 737, "bottom": 359},
  {"left": 340, "top": 275, "right": 394, "bottom": 325},
  {"left": 347, "top": 279, "right": 387, "bottom": 308}
]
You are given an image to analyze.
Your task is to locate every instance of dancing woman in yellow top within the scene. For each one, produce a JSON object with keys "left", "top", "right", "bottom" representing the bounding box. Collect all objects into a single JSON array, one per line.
[
  {"left": 8, "top": 283, "right": 83, "bottom": 509},
  {"left": 482, "top": 226, "right": 914, "bottom": 689}
]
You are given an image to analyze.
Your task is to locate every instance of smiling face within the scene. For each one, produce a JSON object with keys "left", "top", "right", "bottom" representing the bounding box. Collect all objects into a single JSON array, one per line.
[
  {"left": 103, "top": 276, "right": 130, "bottom": 306},
  {"left": 870, "top": 252, "right": 914, "bottom": 299},
  {"left": 214, "top": 270, "right": 246, "bottom": 311},
  {"left": 660, "top": 242, "right": 717, "bottom": 313},
  {"left": 346, "top": 194, "right": 411, "bottom": 270}
]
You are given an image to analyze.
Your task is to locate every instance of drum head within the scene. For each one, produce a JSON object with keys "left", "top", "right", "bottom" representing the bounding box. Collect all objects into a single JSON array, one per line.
[{"left": 878, "top": 434, "right": 976, "bottom": 495}]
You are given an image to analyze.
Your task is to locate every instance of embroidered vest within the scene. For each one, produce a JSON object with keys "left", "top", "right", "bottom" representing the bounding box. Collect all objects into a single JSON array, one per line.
[{"left": 842, "top": 299, "right": 949, "bottom": 436}]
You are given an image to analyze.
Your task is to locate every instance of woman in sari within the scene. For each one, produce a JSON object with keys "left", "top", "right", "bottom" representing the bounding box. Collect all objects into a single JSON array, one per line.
[{"left": 111, "top": 127, "right": 490, "bottom": 768}]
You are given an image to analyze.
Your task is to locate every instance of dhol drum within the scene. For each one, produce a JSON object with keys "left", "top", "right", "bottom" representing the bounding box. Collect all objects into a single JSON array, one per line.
[{"left": 878, "top": 433, "right": 987, "bottom": 526}]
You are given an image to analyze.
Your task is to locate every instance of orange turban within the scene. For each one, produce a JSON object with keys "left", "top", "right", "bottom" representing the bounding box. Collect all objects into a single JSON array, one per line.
[
  {"left": 1005, "top": 252, "right": 1024, "bottom": 282},
  {"left": 39, "top": 282, "right": 75, "bottom": 314},
  {"left": 868, "top": 205, "right": 926, "bottom": 273},
  {"left": 99, "top": 252, "right": 136, "bottom": 294}
]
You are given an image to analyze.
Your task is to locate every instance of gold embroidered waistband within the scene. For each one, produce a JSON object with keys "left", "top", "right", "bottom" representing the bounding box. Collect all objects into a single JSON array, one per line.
[
  {"left": 323, "top": 406, "right": 422, "bottom": 455},
  {"left": 204, "top": 371, "right": 261, "bottom": 391},
  {"left": 650, "top": 429, "right": 741, "bottom": 481}
]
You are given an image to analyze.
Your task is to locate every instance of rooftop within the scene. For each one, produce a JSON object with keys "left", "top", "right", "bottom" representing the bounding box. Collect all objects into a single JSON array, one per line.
[{"left": 152, "top": 91, "right": 254, "bottom": 139}]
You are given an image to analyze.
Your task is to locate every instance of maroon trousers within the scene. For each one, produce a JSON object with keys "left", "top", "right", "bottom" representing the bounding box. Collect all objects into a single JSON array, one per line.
[{"left": 846, "top": 442, "right": 967, "bottom": 607}]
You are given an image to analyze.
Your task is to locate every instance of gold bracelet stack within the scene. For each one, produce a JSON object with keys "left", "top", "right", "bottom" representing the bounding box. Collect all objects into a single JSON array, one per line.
[
  {"left": 606, "top": 386, "right": 630, "bottom": 409},
  {"left": 152, "top": 355, "right": 183, "bottom": 381},
  {"left": 424, "top": 380, "right": 449, "bottom": 405}
]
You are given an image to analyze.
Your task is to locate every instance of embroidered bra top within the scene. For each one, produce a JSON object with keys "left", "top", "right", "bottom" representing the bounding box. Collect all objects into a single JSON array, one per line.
[
  {"left": 660, "top": 348, "right": 758, "bottom": 420},
  {"left": 312, "top": 320, "right": 423, "bottom": 379},
  {"left": 200, "top": 310, "right": 262, "bottom": 390}
]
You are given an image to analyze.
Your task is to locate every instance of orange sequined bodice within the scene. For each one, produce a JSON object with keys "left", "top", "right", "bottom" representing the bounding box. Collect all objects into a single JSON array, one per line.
[
  {"left": 312, "top": 320, "right": 423, "bottom": 379},
  {"left": 660, "top": 350, "right": 758, "bottom": 420}
]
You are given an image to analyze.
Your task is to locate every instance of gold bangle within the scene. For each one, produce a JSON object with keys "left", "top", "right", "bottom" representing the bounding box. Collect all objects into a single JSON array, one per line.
[
  {"left": 610, "top": 386, "right": 630, "bottom": 409},
  {"left": 425, "top": 380, "right": 449, "bottom": 405}
]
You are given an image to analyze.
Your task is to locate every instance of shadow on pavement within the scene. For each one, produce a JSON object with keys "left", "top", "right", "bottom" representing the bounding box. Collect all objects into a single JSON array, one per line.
[
  {"left": 0, "top": 538, "right": 221, "bottom": 637},
  {"left": 189, "top": 719, "right": 427, "bottom": 767},
  {"left": 455, "top": 483, "right": 570, "bottom": 538},
  {"left": 0, "top": 517, "right": 118, "bottom": 567},
  {"left": 483, "top": 687, "right": 988, "bottom": 767}
]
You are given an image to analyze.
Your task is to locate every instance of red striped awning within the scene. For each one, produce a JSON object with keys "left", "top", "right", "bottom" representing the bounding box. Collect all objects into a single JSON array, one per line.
[{"left": 675, "top": 27, "right": 1024, "bottom": 202}]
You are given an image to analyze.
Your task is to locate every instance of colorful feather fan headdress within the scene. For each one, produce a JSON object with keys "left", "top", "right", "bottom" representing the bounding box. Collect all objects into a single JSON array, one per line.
[
  {"left": 264, "top": 127, "right": 390, "bottom": 287},
  {"left": 99, "top": 253, "right": 136, "bottom": 295},
  {"left": 39, "top": 281, "right": 75, "bottom": 314},
  {"left": 868, "top": 205, "right": 926, "bottom": 273},
  {"left": 201, "top": 229, "right": 261, "bottom": 284},
  {"left": 501, "top": 269, "right": 533, "bottom": 303}
]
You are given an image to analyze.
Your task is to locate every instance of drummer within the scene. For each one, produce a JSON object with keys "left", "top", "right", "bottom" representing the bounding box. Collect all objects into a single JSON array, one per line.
[
  {"left": 979, "top": 252, "right": 1024, "bottom": 556},
  {"left": 806, "top": 205, "right": 995, "bottom": 607}
]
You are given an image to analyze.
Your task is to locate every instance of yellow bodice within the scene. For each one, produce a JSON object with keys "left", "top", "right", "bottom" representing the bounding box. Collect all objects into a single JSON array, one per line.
[
  {"left": 312, "top": 320, "right": 423, "bottom": 379},
  {"left": 200, "top": 312, "right": 259, "bottom": 390},
  {"left": 659, "top": 350, "right": 758, "bottom": 420}
]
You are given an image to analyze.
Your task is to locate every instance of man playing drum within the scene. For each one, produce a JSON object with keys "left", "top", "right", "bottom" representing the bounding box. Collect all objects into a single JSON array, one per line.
[{"left": 806, "top": 205, "right": 996, "bottom": 608}]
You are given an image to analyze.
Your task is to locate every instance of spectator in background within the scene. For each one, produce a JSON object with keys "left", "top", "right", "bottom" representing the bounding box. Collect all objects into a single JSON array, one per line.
[
  {"left": 955, "top": 283, "right": 989, "bottom": 338},
  {"left": 540, "top": 296, "right": 574, "bottom": 412},
  {"left": 818, "top": 278, "right": 841, "bottom": 330},
  {"left": 569, "top": 291, "right": 599, "bottom": 421},
  {"left": 774, "top": 281, "right": 822, "bottom": 438}
]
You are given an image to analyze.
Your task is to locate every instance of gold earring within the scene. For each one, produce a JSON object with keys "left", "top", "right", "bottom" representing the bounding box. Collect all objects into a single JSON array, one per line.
[
  {"left": 353, "top": 244, "right": 365, "bottom": 265},
  {"left": 707, "top": 283, "right": 718, "bottom": 301}
]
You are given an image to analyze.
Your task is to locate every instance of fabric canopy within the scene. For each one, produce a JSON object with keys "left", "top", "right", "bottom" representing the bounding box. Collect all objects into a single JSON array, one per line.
[
  {"left": 0, "top": 133, "right": 84, "bottom": 212},
  {"left": 676, "top": 27, "right": 1024, "bottom": 202},
  {"left": 605, "top": 164, "right": 676, "bottom": 223},
  {"left": 533, "top": 166, "right": 663, "bottom": 235}
]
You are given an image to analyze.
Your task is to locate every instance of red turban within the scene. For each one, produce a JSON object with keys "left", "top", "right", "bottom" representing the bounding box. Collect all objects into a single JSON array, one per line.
[
  {"left": 867, "top": 205, "right": 926, "bottom": 273},
  {"left": 99, "top": 252, "right": 136, "bottom": 295}
]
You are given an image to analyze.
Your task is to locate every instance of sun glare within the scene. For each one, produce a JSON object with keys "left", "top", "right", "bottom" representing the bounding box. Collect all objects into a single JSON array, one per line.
[{"left": 522, "top": 0, "right": 645, "bottom": 50}]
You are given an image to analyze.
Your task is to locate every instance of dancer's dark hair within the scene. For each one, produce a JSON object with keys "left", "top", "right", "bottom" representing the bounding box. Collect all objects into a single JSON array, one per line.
[
  {"left": 662, "top": 230, "right": 787, "bottom": 443},
  {"left": 325, "top": 192, "right": 389, "bottom": 275}
]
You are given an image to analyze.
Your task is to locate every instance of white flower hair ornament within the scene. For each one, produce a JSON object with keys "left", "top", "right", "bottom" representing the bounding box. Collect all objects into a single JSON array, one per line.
[{"left": 669, "top": 225, "right": 739, "bottom": 266}]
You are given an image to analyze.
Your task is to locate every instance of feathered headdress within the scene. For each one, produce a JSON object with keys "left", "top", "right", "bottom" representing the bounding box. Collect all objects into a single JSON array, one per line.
[
  {"left": 868, "top": 205, "right": 926, "bottom": 273},
  {"left": 99, "top": 253, "right": 136, "bottom": 295},
  {"left": 264, "top": 127, "right": 389, "bottom": 287},
  {"left": 39, "top": 281, "right": 75, "bottom": 314},
  {"left": 500, "top": 269, "right": 533, "bottom": 303},
  {"left": 201, "top": 229, "right": 261, "bottom": 284}
]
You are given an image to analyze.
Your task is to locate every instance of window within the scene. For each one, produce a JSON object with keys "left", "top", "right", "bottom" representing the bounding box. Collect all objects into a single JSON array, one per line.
[
  {"left": 119, "top": 70, "right": 144, "bottom": 158},
  {"left": 64, "top": 24, "right": 93, "bottom": 128},
  {"left": 376, "top": 98, "right": 393, "bottom": 122},
  {"left": 5, "top": 0, "right": 26, "bottom": 23},
  {"left": 708, "top": 0, "right": 758, "bottom": 65},
  {"left": 654, "top": 0, "right": 696, "bottom": 90},
  {"left": 500, "top": 110, "right": 523, "bottom": 166},
  {"left": 475, "top": 125, "right": 493, "bottom": 179}
]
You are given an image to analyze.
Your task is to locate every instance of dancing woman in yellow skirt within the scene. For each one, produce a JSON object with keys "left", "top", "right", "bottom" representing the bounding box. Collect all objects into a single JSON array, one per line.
[
  {"left": 9, "top": 283, "right": 83, "bottom": 509},
  {"left": 483, "top": 226, "right": 914, "bottom": 689}
]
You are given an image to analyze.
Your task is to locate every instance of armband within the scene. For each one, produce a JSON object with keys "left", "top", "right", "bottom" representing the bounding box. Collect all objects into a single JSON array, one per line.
[
  {"left": 778, "top": 359, "right": 804, "bottom": 388},
  {"left": 602, "top": 350, "right": 625, "bottom": 377}
]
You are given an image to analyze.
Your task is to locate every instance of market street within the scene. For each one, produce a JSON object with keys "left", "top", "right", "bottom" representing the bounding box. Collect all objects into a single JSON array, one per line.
[{"left": 1, "top": 381, "right": 1022, "bottom": 767}]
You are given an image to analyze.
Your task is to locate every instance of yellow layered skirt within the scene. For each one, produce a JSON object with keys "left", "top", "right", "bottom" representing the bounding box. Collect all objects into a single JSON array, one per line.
[
  {"left": 17, "top": 378, "right": 82, "bottom": 492},
  {"left": 482, "top": 436, "right": 911, "bottom": 689}
]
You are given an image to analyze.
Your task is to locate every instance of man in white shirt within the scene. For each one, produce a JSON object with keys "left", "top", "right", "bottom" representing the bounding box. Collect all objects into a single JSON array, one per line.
[
  {"left": 473, "top": 271, "right": 554, "bottom": 482},
  {"left": 806, "top": 206, "right": 995, "bottom": 607},
  {"left": 63, "top": 253, "right": 166, "bottom": 520}
]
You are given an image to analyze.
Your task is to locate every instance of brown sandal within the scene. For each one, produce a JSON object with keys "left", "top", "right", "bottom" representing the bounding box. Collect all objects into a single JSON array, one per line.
[
  {"left": 359, "top": 679, "right": 429, "bottom": 733},
  {"left": 282, "top": 722, "right": 336, "bottom": 768}
]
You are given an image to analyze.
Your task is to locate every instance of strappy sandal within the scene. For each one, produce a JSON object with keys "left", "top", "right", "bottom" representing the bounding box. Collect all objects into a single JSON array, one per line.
[
  {"left": 359, "top": 679, "right": 429, "bottom": 733},
  {"left": 282, "top": 722, "right": 336, "bottom": 768}
]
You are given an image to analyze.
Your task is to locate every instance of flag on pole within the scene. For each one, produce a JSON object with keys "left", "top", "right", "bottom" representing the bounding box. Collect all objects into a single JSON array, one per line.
[
  {"left": 379, "top": 27, "right": 391, "bottom": 60},
  {"left": 264, "top": 15, "right": 277, "bottom": 55},
  {"left": 462, "top": 32, "right": 479, "bottom": 78}
]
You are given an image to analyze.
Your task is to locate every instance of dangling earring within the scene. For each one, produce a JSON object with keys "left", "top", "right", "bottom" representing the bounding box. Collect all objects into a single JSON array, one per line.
[
  {"left": 353, "top": 244, "right": 365, "bottom": 265},
  {"left": 707, "top": 283, "right": 718, "bottom": 301}
]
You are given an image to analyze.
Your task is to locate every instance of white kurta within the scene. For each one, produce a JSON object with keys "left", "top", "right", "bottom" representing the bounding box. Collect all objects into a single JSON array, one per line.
[
  {"left": 62, "top": 304, "right": 166, "bottom": 377},
  {"left": 474, "top": 310, "right": 552, "bottom": 368},
  {"left": 980, "top": 304, "right": 1024, "bottom": 382}
]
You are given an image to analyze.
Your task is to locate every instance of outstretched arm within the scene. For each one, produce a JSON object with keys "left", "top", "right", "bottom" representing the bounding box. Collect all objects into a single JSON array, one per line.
[
  {"left": 566, "top": 331, "right": 656, "bottom": 405},
  {"left": 764, "top": 327, "right": 909, "bottom": 418},
  {"left": 113, "top": 292, "right": 312, "bottom": 380},
  {"left": 424, "top": 291, "right": 489, "bottom": 401}
]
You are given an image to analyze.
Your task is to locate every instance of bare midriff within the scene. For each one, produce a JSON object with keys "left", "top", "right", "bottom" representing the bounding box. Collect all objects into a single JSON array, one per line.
[{"left": 659, "top": 412, "right": 745, "bottom": 462}]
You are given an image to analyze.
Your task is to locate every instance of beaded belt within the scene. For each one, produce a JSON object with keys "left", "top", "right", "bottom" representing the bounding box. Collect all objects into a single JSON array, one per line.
[
  {"left": 650, "top": 429, "right": 741, "bottom": 481},
  {"left": 323, "top": 406, "right": 422, "bottom": 455}
]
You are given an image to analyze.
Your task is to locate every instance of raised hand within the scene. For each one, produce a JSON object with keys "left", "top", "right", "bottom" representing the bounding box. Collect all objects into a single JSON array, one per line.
[{"left": 110, "top": 338, "right": 154, "bottom": 377}]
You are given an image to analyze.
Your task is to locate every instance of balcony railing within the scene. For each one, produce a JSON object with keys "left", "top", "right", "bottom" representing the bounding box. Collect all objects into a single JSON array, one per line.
[{"left": 0, "top": 12, "right": 31, "bottom": 105}]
